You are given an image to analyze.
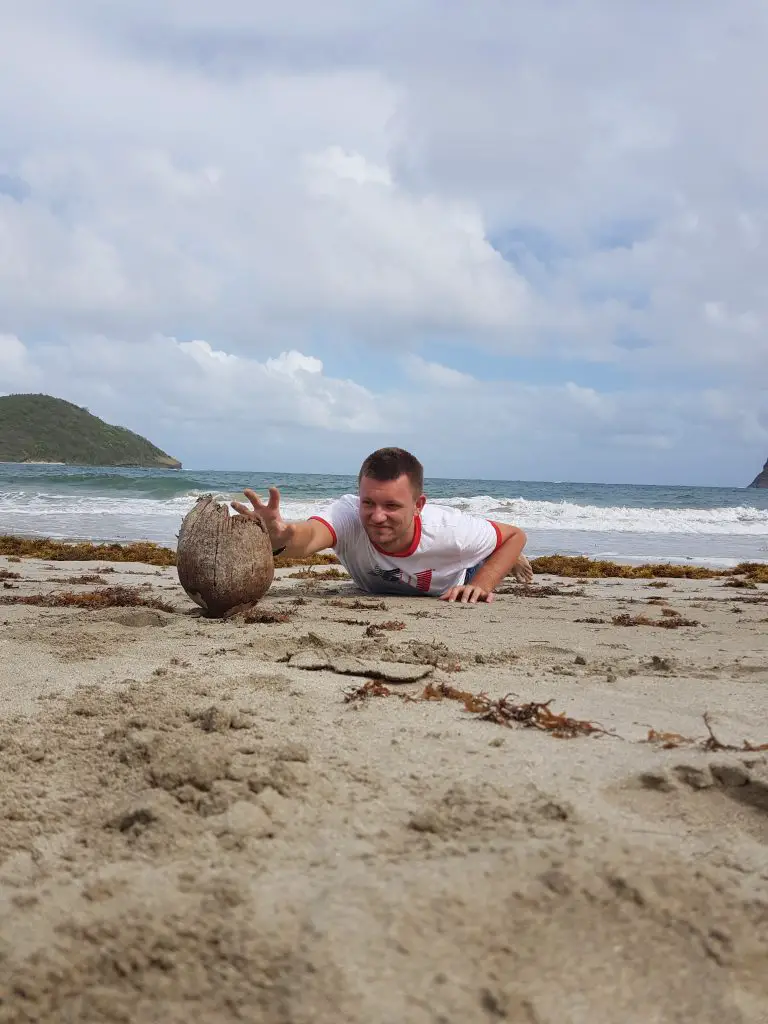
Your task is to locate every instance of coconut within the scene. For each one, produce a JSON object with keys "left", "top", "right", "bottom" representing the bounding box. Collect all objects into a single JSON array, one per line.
[{"left": 176, "top": 494, "right": 274, "bottom": 617}]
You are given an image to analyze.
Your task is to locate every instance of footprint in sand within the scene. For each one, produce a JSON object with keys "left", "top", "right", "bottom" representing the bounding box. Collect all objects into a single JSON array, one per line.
[{"left": 618, "top": 757, "right": 768, "bottom": 845}]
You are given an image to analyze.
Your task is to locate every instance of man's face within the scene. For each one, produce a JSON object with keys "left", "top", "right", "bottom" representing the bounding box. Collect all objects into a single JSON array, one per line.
[{"left": 358, "top": 474, "right": 425, "bottom": 549}]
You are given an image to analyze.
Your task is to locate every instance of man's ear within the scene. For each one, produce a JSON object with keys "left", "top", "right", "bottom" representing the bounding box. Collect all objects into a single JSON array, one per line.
[{"left": 415, "top": 494, "right": 427, "bottom": 513}]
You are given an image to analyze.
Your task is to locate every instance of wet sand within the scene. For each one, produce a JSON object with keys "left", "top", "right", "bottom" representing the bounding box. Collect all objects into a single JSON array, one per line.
[{"left": 0, "top": 555, "right": 767, "bottom": 1023}]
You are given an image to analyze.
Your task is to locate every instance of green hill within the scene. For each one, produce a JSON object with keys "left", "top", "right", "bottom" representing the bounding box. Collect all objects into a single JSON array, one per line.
[{"left": 0, "top": 394, "right": 182, "bottom": 468}]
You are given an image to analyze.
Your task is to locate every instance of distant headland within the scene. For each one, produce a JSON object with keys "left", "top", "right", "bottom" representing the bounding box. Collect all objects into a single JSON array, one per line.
[
  {"left": 0, "top": 394, "right": 182, "bottom": 469},
  {"left": 749, "top": 457, "right": 768, "bottom": 488}
]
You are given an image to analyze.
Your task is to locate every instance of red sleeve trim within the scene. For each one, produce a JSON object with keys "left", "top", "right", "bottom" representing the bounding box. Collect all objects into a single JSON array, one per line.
[
  {"left": 489, "top": 521, "right": 503, "bottom": 551},
  {"left": 309, "top": 516, "right": 337, "bottom": 548}
]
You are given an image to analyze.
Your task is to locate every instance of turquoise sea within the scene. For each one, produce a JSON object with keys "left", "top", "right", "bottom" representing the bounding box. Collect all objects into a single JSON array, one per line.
[{"left": 1, "top": 464, "right": 767, "bottom": 567}]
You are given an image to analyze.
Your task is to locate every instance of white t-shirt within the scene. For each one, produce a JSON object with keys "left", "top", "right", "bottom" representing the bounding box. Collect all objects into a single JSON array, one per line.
[{"left": 310, "top": 494, "right": 502, "bottom": 597}]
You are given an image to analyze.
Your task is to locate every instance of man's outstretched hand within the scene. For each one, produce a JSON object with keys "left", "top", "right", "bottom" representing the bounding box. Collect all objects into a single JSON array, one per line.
[
  {"left": 231, "top": 487, "right": 290, "bottom": 549},
  {"left": 440, "top": 584, "right": 495, "bottom": 604}
]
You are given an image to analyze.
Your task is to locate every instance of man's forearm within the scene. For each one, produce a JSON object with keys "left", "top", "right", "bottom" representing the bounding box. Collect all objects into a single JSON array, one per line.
[
  {"left": 470, "top": 531, "right": 527, "bottom": 592},
  {"left": 276, "top": 521, "right": 330, "bottom": 558}
]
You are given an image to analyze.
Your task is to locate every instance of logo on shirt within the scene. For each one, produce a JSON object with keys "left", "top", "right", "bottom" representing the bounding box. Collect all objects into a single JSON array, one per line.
[{"left": 370, "top": 566, "right": 433, "bottom": 592}]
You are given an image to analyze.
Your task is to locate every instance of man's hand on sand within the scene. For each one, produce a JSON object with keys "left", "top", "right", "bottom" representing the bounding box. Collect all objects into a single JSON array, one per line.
[
  {"left": 231, "top": 487, "right": 290, "bottom": 548},
  {"left": 440, "top": 584, "right": 495, "bottom": 604}
]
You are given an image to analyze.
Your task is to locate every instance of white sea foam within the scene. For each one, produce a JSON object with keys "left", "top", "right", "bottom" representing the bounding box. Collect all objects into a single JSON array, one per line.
[
  {"left": 427, "top": 496, "right": 768, "bottom": 535},
  {"left": 1, "top": 491, "right": 768, "bottom": 536},
  {"left": 280, "top": 495, "right": 768, "bottom": 536}
]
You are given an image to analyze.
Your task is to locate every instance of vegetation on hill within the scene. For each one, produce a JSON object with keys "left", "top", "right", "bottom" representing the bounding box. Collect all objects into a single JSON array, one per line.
[{"left": 0, "top": 394, "right": 181, "bottom": 468}]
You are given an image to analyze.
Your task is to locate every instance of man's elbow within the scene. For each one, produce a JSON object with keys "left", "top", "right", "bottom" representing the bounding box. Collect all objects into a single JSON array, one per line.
[{"left": 501, "top": 525, "right": 527, "bottom": 548}]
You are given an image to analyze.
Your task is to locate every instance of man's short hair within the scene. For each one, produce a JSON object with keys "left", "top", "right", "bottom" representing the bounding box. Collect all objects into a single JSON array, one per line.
[{"left": 358, "top": 447, "right": 424, "bottom": 495}]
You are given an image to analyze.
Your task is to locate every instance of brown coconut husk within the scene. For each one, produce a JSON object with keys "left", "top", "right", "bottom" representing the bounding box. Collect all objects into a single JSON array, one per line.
[{"left": 176, "top": 495, "right": 273, "bottom": 617}]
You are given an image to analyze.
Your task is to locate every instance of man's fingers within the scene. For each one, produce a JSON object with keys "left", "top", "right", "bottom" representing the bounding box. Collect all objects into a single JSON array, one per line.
[
  {"left": 267, "top": 486, "right": 281, "bottom": 511},
  {"left": 242, "top": 488, "right": 267, "bottom": 513},
  {"left": 441, "top": 586, "right": 493, "bottom": 603}
]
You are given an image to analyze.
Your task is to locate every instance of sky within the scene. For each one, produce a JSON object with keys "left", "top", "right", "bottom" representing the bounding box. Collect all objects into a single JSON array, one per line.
[{"left": 0, "top": 0, "right": 767, "bottom": 486}]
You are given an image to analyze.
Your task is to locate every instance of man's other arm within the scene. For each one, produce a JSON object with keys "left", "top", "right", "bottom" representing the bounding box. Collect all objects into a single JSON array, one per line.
[{"left": 441, "top": 522, "right": 527, "bottom": 603}]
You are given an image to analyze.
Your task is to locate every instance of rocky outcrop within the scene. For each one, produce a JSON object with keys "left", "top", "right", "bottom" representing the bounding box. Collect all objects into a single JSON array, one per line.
[{"left": 748, "top": 457, "right": 768, "bottom": 488}]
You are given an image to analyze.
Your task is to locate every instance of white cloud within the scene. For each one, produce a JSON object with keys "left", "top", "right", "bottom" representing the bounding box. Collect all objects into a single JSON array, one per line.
[
  {"left": 403, "top": 355, "right": 476, "bottom": 389},
  {"left": 0, "top": 334, "right": 39, "bottom": 390}
]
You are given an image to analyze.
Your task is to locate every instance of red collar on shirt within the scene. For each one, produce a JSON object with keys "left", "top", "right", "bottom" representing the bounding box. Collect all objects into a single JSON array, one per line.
[{"left": 370, "top": 515, "right": 422, "bottom": 558}]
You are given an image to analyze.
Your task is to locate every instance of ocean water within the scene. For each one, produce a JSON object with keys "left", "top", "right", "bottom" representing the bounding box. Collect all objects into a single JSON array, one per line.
[{"left": 1, "top": 464, "right": 767, "bottom": 567}]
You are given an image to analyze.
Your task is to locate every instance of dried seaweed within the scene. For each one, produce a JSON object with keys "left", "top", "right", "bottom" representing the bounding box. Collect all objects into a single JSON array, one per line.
[
  {"left": 530, "top": 555, "right": 720, "bottom": 579},
  {"left": 647, "top": 713, "right": 768, "bottom": 752},
  {"left": 329, "top": 598, "right": 389, "bottom": 611},
  {"left": 240, "top": 608, "right": 293, "bottom": 624},
  {"left": 735, "top": 562, "right": 768, "bottom": 584},
  {"left": 646, "top": 581, "right": 670, "bottom": 589},
  {"left": 421, "top": 682, "right": 608, "bottom": 738},
  {"left": 343, "top": 680, "right": 418, "bottom": 703},
  {"left": 529, "top": 554, "right": 768, "bottom": 582},
  {"left": 0, "top": 569, "right": 21, "bottom": 580},
  {"left": 287, "top": 567, "right": 350, "bottom": 580},
  {"left": 479, "top": 698, "right": 605, "bottom": 737},
  {"left": 701, "top": 713, "right": 768, "bottom": 752},
  {"left": 575, "top": 616, "right": 607, "bottom": 624},
  {"left": 343, "top": 680, "right": 392, "bottom": 701},
  {"left": 0, "top": 535, "right": 348, "bottom": 569},
  {"left": 612, "top": 612, "right": 700, "bottom": 629},
  {"left": 60, "top": 574, "right": 107, "bottom": 585},
  {"left": 646, "top": 729, "right": 692, "bottom": 749},
  {"left": 421, "top": 681, "right": 489, "bottom": 712},
  {"left": 2, "top": 533, "right": 763, "bottom": 585},
  {"left": 365, "top": 620, "right": 406, "bottom": 636},
  {"left": 273, "top": 553, "right": 340, "bottom": 568},
  {"left": 0, "top": 536, "right": 176, "bottom": 565},
  {"left": 495, "top": 584, "right": 586, "bottom": 597},
  {"left": 0, "top": 585, "right": 175, "bottom": 612},
  {"left": 342, "top": 679, "right": 767, "bottom": 751}
]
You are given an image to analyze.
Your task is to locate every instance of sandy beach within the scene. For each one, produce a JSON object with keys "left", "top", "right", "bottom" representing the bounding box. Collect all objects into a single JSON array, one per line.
[{"left": 0, "top": 553, "right": 766, "bottom": 1023}]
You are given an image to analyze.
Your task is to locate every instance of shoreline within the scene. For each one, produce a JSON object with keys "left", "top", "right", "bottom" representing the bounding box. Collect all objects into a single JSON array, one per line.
[{"left": 1, "top": 531, "right": 767, "bottom": 578}]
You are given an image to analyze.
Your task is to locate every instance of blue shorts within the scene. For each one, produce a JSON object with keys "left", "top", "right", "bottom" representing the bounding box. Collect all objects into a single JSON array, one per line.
[{"left": 464, "top": 560, "right": 486, "bottom": 584}]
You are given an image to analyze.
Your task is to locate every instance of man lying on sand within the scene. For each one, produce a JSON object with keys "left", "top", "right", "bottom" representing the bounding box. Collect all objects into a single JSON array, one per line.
[{"left": 232, "top": 447, "right": 534, "bottom": 604}]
